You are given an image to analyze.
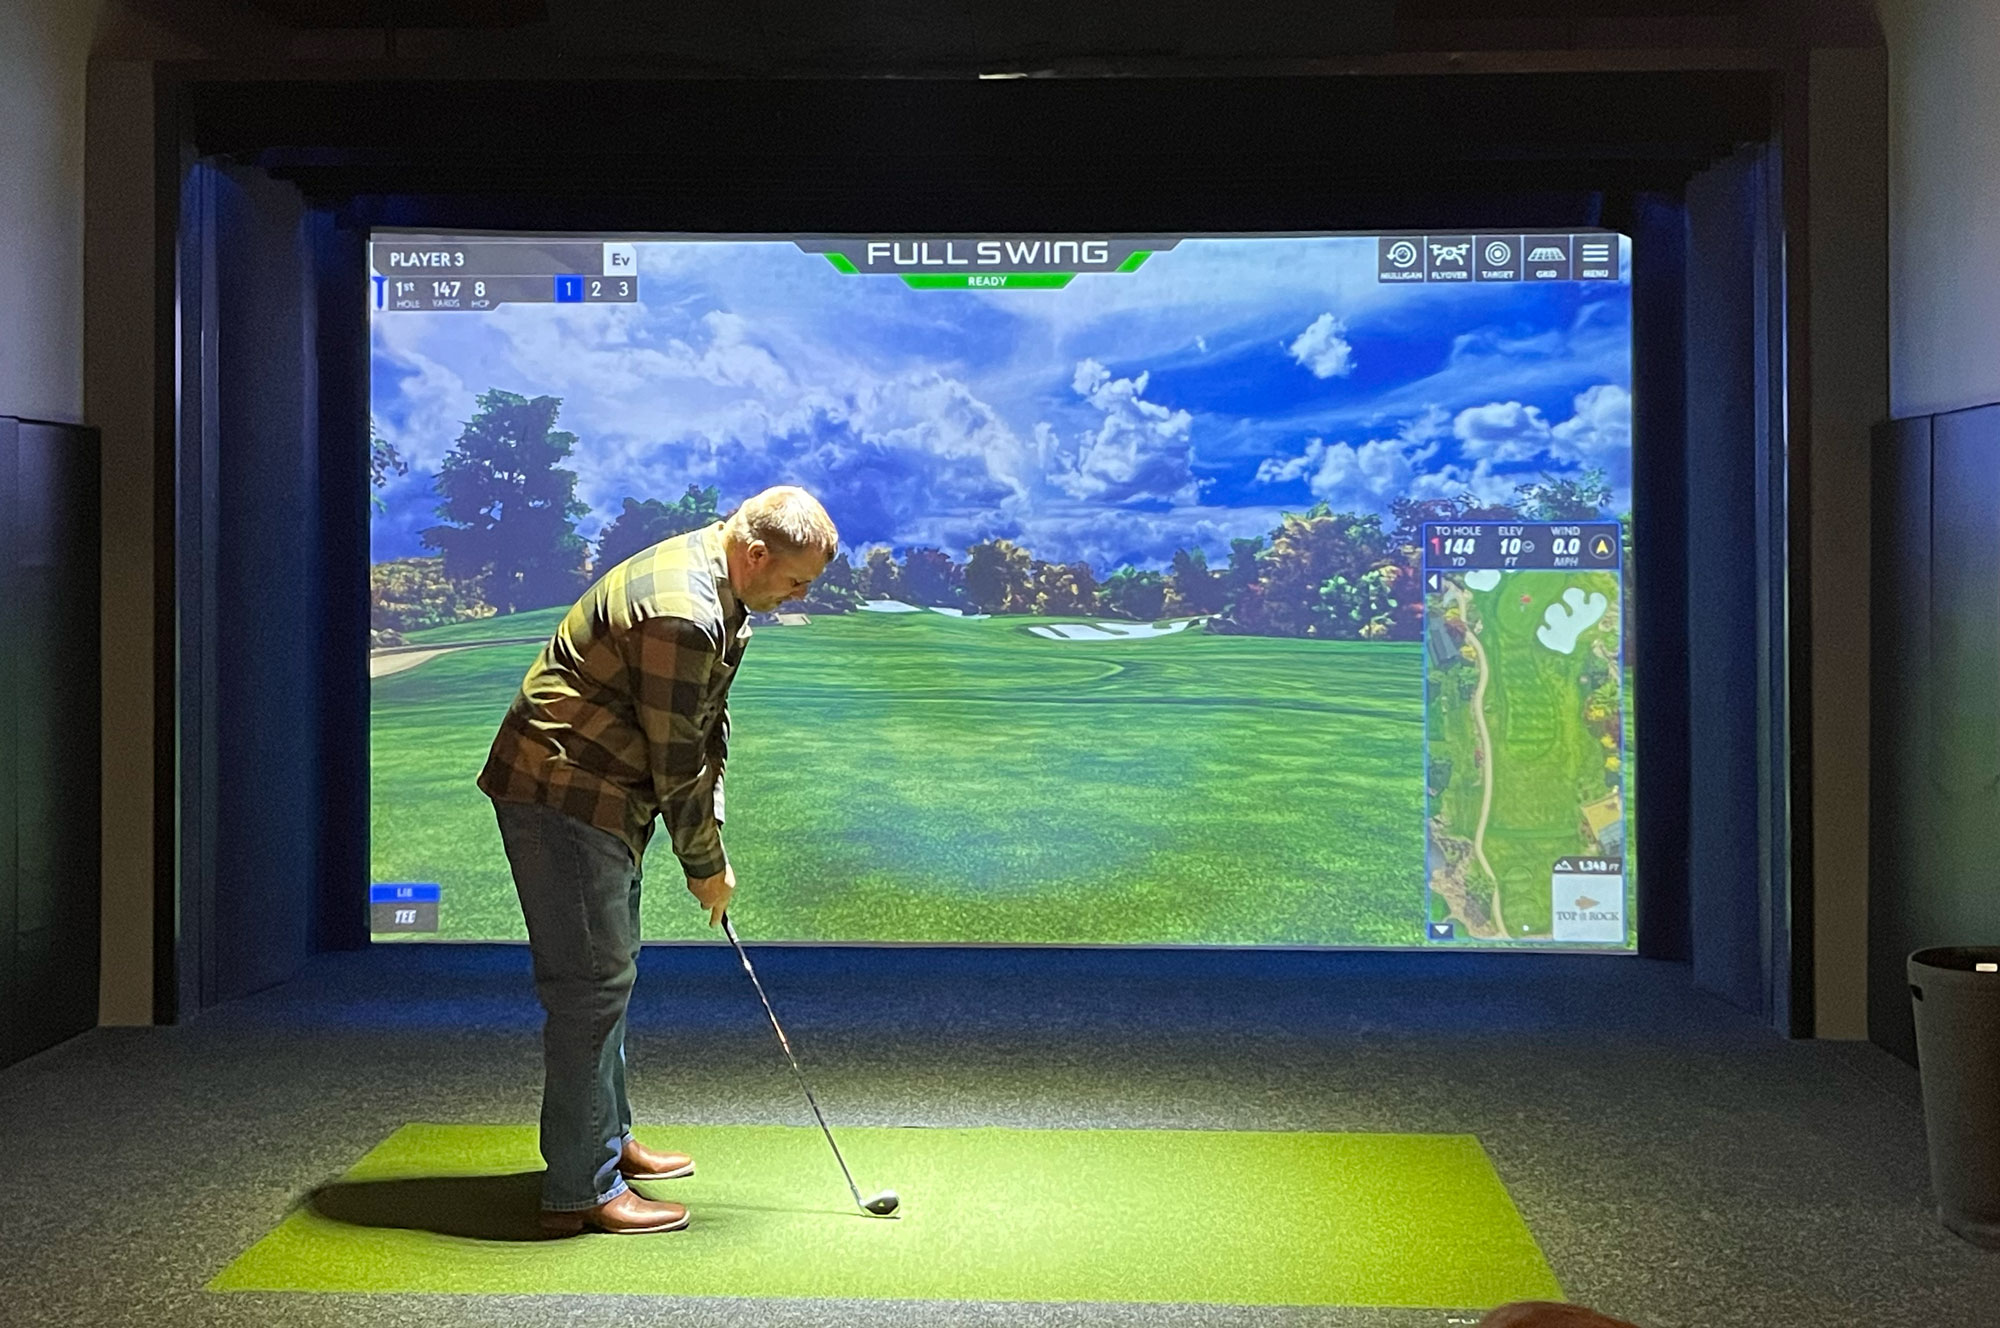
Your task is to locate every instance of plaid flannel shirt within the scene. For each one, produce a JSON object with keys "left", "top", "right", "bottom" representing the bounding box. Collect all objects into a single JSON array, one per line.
[{"left": 478, "top": 522, "right": 750, "bottom": 877}]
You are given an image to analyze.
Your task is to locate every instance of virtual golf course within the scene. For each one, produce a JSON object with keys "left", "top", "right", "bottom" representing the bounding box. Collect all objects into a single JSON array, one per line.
[{"left": 371, "top": 606, "right": 1434, "bottom": 946}]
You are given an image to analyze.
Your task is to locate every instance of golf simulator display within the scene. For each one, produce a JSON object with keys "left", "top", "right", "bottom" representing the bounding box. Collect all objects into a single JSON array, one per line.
[
  {"left": 296, "top": 227, "right": 1641, "bottom": 1311},
  {"left": 368, "top": 230, "right": 1635, "bottom": 949},
  {"left": 722, "top": 912, "right": 900, "bottom": 1218}
]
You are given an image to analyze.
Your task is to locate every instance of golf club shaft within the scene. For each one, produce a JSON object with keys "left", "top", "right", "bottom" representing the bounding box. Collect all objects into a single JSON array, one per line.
[{"left": 720, "top": 912, "right": 867, "bottom": 1209}]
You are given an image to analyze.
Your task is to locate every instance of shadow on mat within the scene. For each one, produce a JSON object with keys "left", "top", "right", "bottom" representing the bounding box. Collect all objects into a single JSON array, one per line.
[{"left": 305, "top": 1172, "right": 561, "bottom": 1242}]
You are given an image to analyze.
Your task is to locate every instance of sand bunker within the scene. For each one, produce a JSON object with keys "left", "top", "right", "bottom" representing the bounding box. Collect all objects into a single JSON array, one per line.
[
  {"left": 1028, "top": 620, "right": 1198, "bottom": 642},
  {"left": 1536, "top": 587, "right": 1609, "bottom": 654},
  {"left": 858, "top": 600, "right": 991, "bottom": 619},
  {"left": 1465, "top": 569, "right": 1503, "bottom": 592},
  {"left": 370, "top": 646, "right": 467, "bottom": 679}
]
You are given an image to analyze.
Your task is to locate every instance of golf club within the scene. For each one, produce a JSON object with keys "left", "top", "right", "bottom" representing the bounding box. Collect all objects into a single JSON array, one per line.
[{"left": 720, "top": 912, "right": 901, "bottom": 1217}]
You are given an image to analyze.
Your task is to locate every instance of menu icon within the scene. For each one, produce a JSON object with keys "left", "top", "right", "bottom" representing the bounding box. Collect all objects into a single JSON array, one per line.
[
  {"left": 1425, "top": 235, "right": 1473, "bottom": 282},
  {"left": 1522, "top": 236, "right": 1571, "bottom": 281},
  {"left": 1475, "top": 235, "right": 1522, "bottom": 282},
  {"left": 1377, "top": 236, "right": 1425, "bottom": 283},
  {"left": 1576, "top": 236, "right": 1617, "bottom": 280}
]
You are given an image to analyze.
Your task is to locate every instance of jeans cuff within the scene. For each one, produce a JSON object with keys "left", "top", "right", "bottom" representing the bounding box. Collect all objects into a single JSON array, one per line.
[{"left": 542, "top": 1176, "right": 629, "bottom": 1212}]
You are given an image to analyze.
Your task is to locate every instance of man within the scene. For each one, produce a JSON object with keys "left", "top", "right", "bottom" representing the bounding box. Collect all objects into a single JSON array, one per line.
[{"left": 479, "top": 485, "right": 838, "bottom": 1235}]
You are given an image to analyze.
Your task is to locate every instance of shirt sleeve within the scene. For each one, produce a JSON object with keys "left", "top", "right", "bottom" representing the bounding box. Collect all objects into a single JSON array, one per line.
[
  {"left": 706, "top": 699, "right": 729, "bottom": 826},
  {"left": 625, "top": 615, "right": 728, "bottom": 879}
]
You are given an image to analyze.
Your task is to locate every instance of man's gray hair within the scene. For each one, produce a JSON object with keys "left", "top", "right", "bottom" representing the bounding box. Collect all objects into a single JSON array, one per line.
[{"left": 725, "top": 486, "right": 839, "bottom": 558}]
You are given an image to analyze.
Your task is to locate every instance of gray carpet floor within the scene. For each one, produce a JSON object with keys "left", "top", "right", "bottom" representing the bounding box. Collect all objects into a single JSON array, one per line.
[{"left": 0, "top": 943, "right": 1991, "bottom": 1328}]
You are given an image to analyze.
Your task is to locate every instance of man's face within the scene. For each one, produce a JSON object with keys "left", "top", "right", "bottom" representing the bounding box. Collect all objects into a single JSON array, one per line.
[{"left": 740, "top": 542, "right": 829, "bottom": 612}]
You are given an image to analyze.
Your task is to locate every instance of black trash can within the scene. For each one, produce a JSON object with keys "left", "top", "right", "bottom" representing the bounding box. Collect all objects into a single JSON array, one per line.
[{"left": 1909, "top": 946, "right": 2000, "bottom": 1248}]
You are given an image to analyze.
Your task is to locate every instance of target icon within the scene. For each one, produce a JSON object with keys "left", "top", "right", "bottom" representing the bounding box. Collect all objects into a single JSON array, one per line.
[{"left": 1485, "top": 240, "right": 1513, "bottom": 267}]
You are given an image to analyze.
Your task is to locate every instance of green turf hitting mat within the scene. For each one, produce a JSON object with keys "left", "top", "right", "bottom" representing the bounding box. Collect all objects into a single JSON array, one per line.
[{"left": 212, "top": 1124, "right": 1562, "bottom": 1307}]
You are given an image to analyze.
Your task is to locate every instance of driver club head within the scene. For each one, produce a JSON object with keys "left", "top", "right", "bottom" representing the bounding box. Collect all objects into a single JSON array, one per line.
[{"left": 862, "top": 1190, "right": 901, "bottom": 1217}]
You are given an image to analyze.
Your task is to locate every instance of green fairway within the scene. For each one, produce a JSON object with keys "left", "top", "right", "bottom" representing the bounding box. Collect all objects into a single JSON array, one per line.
[
  {"left": 210, "top": 1123, "right": 1563, "bottom": 1308},
  {"left": 372, "top": 609, "right": 1429, "bottom": 945}
]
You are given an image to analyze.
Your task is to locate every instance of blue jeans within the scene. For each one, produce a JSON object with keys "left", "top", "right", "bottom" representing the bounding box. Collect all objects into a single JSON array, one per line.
[{"left": 493, "top": 798, "right": 644, "bottom": 1211}]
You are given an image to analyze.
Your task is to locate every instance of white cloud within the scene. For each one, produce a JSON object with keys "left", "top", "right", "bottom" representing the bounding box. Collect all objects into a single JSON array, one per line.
[
  {"left": 1292, "top": 297, "right": 1628, "bottom": 441},
  {"left": 673, "top": 311, "right": 794, "bottom": 395},
  {"left": 381, "top": 299, "right": 1052, "bottom": 550},
  {"left": 979, "top": 236, "right": 1397, "bottom": 365},
  {"left": 1039, "top": 359, "right": 1203, "bottom": 506},
  {"left": 372, "top": 301, "right": 1039, "bottom": 550},
  {"left": 1398, "top": 404, "right": 1451, "bottom": 446},
  {"left": 577, "top": 374, "right": 1041, "bottom": 552},
  {"left": 370, "top": 321, "right": 477, "bottom": 471},
  {"left": 1255, "top": 415, "right": 1517, "bottom": 516},
  {"left": 1287, "top": 312, "right": 1357, "bottom": 379},
  {"left": 1447, "top": 327, "right": 1565, "bottom": 364},
  {"left": 1453, "top": 400, "right": 1553, "bottom": 463},
  {"left": 1439, "top": 385, "right": 1631, "bottom": 485},
  {"left": 1255, "top": 443, "right": 1319, "bottom": 485},
  {"left": 1550, "top": 383, "right": 1631, "bottom": 460}
]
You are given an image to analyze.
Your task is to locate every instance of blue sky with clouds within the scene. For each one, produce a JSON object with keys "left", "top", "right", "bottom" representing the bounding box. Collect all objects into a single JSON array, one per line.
[{"left": 370, "top": 234, "right": 1632, "bottom": 572}]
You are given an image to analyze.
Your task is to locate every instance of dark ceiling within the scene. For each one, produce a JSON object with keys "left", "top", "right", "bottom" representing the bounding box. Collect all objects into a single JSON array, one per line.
[
  {"left": 217, "top": 0, "right": 1771, "bottom": 63},
  {"left": 154, "top": 0, "right": 1787, "bottom": 230}
]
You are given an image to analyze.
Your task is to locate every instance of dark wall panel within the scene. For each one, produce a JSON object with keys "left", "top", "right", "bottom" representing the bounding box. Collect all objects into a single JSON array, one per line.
[
  {"left": 1930, "top": 410, "right": 2000, "bottom": 801},
  {"left": 1872, "top": 405, "right": 2000, "bottom": 1064},
  {"left": 206, "top": 165, "right": 321, "bottom": 1002},
  {"left": 1682, "top": 148, "right": 1773, "bottom": 1018},
  {"left": 311, "top": 212, "right": 371, "bottom": 954},
  {"left": 0, "top": 418, "right": 17, "bottom": 1061},
  {"left": 1631, "top": 191, "right": 1691, "bottom": 961},
  {"left": 1870, "top": 414, "right": 1931, "bottom": 1062},
  {"left": 1, "top": 417, "right": 101, "bottom": 1070}
]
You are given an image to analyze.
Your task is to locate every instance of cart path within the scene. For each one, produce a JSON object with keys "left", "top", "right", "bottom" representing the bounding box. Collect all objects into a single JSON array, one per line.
[{"left": 1450, "top": 585, "right": 1510, "bottom": 938}]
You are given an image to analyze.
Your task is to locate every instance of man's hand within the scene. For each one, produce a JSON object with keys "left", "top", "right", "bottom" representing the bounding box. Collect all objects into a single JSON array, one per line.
[{"left": 686, "top": 861, "right": 736, "bottom": 927}]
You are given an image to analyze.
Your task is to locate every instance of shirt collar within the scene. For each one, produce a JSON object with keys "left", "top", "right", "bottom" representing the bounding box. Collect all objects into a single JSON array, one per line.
[{"left": 701, "top": 522, "right": 748, "bottom": 634}]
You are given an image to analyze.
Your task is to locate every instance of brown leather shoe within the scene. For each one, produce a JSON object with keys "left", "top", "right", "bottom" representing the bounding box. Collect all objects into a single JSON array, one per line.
[
  {"left": 539, "top": 1189, "right": 689, "bottom": 1235},
  {"left": 619, "top": 1136, "right": 695, "bottom": 1181}
]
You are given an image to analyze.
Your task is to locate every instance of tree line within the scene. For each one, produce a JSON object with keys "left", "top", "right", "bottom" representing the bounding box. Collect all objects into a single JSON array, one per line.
[{"left": 371, "top": 387, "right": 1624, "bottom": 641}]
